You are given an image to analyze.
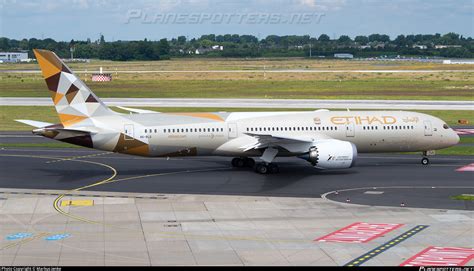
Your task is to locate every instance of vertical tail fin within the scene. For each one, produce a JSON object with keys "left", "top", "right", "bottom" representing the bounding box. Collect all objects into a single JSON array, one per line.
[{"left": 33, "top": 49, "right": 114, "bottom": 126}]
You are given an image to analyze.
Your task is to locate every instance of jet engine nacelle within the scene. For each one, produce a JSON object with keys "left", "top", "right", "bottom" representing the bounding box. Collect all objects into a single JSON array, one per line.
[{"left": 299, "top": 139, "right": 357, "bottom": 169}]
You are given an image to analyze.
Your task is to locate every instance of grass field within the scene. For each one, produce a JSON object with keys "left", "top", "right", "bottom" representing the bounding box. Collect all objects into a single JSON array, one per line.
[
  {"left": 2, "top": 58, "right": 474, "bottom": 71},
  {"left": 451, "top": 194, "right": 474, "bottom": 201},
  {"left": 1, "top": 58, "right": 473, "bottom": 100},
  {"left": 1, "top": 77, "right": 473, "bottom": 100}
]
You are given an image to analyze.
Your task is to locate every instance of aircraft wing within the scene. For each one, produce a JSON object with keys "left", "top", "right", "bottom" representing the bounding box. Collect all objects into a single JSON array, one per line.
[{"left": 241, "top": 133, "right": 313, "bottom": 152}]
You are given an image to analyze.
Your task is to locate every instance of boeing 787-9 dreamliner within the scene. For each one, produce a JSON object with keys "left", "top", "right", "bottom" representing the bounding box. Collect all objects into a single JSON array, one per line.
[{"left": 16, "top": 49, "right": 460, "bottom": 174}]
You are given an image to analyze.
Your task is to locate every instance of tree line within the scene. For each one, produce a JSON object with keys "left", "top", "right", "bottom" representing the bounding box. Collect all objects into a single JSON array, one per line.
[{"left": 0, "top": 32, "right": 472, "bottom": 60}]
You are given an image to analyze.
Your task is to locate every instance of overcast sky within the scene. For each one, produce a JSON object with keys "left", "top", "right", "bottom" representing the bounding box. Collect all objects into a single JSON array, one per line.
[{"left": 1, "top": 0, "right": 473, "bottom": 41}]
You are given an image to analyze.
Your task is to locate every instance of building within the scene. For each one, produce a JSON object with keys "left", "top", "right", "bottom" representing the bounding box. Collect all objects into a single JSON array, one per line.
[
  {"left": 413, "top": 45, "right": 428, "bottom": 50},
  {"left": 443, "top": 59, "right": 474, "bottom": 65},
  {"left": 435, "top": 45, "right": 462, "bottom": 49},
  {"left": 0, "top": 51, "right": 28, "bottom": 63},
  {"left": 334, "top": 53, "right": 354, "bottom": 59}
]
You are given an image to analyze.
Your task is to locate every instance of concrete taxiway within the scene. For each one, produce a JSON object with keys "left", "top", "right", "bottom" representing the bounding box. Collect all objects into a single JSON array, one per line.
[{"left": 0, "top": 146, "right": 473, "bottom": 266}]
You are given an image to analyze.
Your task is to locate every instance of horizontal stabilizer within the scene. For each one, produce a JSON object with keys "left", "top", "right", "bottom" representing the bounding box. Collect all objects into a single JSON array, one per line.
[
  {"left": 15, "top": 119, "right": 53, "bottom": 128},
  {"left": 116, "top": 106, "right": 159, "bottom": 114}
]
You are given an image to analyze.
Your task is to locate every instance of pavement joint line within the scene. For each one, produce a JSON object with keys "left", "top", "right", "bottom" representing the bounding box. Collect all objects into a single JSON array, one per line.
[
  {"left": 1, "top": 232, "right": 50, "bottom": 251},
  {"left": 344, "top": 225, "right": 430, "bottom": 267},
  {"left": 0, "top": 190, "right": 167, "bottom": 199}
]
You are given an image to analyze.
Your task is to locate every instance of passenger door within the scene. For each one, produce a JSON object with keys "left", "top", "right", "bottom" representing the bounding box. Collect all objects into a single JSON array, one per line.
[
  {"left": 345, "top": 122, "right": 355, "bottom": 137},
  {"left": 228, "top": 123, "right": 238, "bottom": 139},
  {"left": 424, "top": 120, "right": 433, "bottom": 136},
  {"left": 124, "top": 124, "right": 134, "bottom": 140}
]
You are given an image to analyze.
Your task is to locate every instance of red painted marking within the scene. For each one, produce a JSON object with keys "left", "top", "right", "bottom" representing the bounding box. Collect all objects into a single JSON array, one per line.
[
  {"left": 315, "top": 222, "right": 404, "bottom": 243},
  {"left": 456, "top": 163, "right": 474, "bottom": 172},
  {"left": 454, "top": 129, "right": 474, "bottom": 135},
  {"left": 400, "top": 246, "right": 474, "bottom": 266}
]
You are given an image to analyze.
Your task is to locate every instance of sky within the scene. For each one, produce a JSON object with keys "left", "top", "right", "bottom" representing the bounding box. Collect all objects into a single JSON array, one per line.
[{"left": 1, "top": 0, "right": 473, "bottom": 41}]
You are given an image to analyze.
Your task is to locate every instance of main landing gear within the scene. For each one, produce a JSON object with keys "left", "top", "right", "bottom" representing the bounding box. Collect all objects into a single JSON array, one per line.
[
  {"left": 231, "top": 157, "right": 279, "bottom": 174},
  {"left": 255, "top": 163, "right": 279, "bottom": 174},
  {"left": 231, "top": 157, "right": 256, "bottom": 168}
]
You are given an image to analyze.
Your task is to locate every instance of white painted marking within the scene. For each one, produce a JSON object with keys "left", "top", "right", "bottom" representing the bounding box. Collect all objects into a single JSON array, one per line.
[
  {"left": 364, "top": 191, "right": 384, "bottom": 195},
  {"left": 429, "top": 214, "right": 472, "bottom": 222},
  {"left": 401, "top": 247, "right": 474, "bottom": 266},
  {"left": 456, "top": 163, "right": 474, "bottom": 172}
]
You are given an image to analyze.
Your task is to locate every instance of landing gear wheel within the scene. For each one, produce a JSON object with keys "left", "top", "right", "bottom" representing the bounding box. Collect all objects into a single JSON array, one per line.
[
  {"left": 421, "top": 157, "right": 430, "bottom": 165},
  {"left": 244, "top": 158, "right": 255, "bottom": 168},
  {"left": 255, "top": 163, "right": 269, "bottom": 174},
  {"left": 231, "top": 158, "right": 245, "bottom": 168},
  {"left": 268, "top": 163, "right": 279, "bottom": 173}
]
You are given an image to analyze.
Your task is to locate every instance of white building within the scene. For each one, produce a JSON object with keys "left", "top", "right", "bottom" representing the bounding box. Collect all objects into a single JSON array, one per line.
[
  {"left": 443, "top": 59, "right": 474, "bottom": 65},
  {"left": 334, "top": 53, "right": 354, "bottom": 59},
  {"left": 435, "top": 45, "right": 462, "bottom": 49},
  {"left": 0, "top": 52, "right": 28, "bottom": 63},
  {"left": 413, "top": 45, "right": 427, "bottom": 50}
]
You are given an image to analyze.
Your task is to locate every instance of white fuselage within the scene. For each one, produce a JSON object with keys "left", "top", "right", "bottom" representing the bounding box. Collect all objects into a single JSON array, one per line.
[{"left": 93, "top": 110, "right": 459, "bottom": 158}]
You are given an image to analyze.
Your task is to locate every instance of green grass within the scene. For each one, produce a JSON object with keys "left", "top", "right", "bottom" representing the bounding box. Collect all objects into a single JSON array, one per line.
[
  {"left": 0, "top": 142, "right": 82, "bottom": 148},
  {"left": 451, "top": 194, "right": 474, "bottom": 201},
  {"left": 0, "top": 106, "right": 59, "bottom": 131},
  {"left": 1, "top": 78, "right": 473, "bottom": 100},
  {"left": 459, "top": 137, "right": 474, "bottom": 144},
  {"left": 435, "top": 146, "right": 474, "bottom": 156}
]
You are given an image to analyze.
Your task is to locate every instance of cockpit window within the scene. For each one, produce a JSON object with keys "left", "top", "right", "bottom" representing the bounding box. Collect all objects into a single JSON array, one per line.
[{"left": 443, "top": 124, "right": 449, "bottom": 129}]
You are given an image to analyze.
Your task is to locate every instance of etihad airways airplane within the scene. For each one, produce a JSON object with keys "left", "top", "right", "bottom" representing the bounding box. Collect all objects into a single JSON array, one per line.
[{"left": 17, "top": 49, "right": 460, "bottom": 174}]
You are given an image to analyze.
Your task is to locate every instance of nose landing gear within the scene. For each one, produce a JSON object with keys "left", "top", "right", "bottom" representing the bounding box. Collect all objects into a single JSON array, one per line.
[
  {"left": 421, "top": 150, "right": 434, "bottom": 165},
  {"left": 421, "top": 157, "right": 430, "bottom": 165}
]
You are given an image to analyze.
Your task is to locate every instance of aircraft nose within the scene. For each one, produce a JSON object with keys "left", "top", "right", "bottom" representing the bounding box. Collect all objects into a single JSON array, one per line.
[{"left": 453, "top": 132, "right": 460, "bottom": 145}]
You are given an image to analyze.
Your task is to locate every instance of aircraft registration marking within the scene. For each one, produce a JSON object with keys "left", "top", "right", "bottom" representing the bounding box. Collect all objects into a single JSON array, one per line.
[{"left": 315, "top": 222, "right": 404, "bottom": 243}]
